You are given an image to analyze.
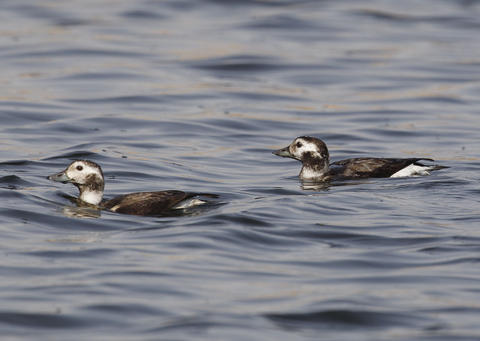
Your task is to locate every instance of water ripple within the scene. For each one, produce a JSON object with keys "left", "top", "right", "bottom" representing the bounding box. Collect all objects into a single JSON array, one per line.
[
  {"left": 265, "top": 309, "right": 433, "bottom": 329},
  {"left": 0, "top": 311, "right": 90, "bottom": 329}
]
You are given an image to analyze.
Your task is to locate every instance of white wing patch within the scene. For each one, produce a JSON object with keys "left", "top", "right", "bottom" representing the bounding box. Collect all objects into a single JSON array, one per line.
[
  {"left": 110, "top": 204, "right": 121, "bottom": 212},
  {"left": 173, "top": 198, "right": 206, "bottom": 209},
  {"left": 390, "top": 164, "right": 433, "bottom": 178}
]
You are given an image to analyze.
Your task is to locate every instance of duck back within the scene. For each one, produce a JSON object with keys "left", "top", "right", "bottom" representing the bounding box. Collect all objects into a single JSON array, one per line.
[
  {"left": 103, "top": 190, "right": 194, "bottom": 216},
  {"left": 329, "top": 158, "right": 435, "bottom": 179}
]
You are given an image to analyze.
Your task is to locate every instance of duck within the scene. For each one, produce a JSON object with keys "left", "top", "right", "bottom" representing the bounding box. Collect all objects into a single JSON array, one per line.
[
  {"left": 273, "top": 136, "right": 447, "bottom": 181},
  {"left": 48, "top": 160, "right": 215, "bottom": 216}
]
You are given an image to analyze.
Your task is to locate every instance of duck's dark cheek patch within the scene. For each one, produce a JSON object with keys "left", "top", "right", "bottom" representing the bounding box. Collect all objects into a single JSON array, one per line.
[{"left": 302, "top": 151, "right": 315, "bottom": 162}]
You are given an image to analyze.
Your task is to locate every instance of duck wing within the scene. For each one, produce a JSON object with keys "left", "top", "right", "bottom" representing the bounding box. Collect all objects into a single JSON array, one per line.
[
  {"left": 103, "top": 190, "right": 193, "bottom": 216},
  {"left": 329, "top": 158, "right": 435, "bottom": 179}
]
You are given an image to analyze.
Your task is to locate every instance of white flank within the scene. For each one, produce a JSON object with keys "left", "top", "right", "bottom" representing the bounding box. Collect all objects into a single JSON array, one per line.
[
  {"left": 173, "top": 198, "right": 206, "bottom": 209},
  {"left": 390, "top": 164, "right": 432, "bottom": 178},
  {"left": 80, "top": 190, "right": 103, "bottom": 205}
]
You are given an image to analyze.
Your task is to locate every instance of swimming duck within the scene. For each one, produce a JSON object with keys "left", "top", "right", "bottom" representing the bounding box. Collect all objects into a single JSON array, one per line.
[
  {"left": 273, "top": 136, "right": 447, "bottom": 181},
  {"left": 48, "top": 160, "right": 214, "bottom": 216}
]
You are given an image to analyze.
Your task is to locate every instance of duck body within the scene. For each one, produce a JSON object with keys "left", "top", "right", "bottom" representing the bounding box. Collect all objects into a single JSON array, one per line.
[
  {"left": 328, "top": 157, "right": 437, "bottom": 180},
  {"left": 273, "top": 136, "right": 447, "bottom": 181},
  {"left": 102, "top": 190, "right": 202, "bottom": 215},
  {"left": 48, "top": 160, "right": 213, "bottom": 216}
]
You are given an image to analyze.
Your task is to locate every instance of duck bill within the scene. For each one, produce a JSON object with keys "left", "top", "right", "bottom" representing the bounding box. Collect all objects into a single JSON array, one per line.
[
  {"left": 48, "top": 170, "right": 71, "bottom": 183},
  {"left": 273, "top": 146, "right": 294, "bottom": 158}
]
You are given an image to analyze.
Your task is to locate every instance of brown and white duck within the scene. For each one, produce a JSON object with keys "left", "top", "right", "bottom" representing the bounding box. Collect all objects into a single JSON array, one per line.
[
  {"left": 48, "top": 160, "right": 215, "bottom": 216},
  {"left": 273, "top": 136, "right": 447, "bottom": 181}
]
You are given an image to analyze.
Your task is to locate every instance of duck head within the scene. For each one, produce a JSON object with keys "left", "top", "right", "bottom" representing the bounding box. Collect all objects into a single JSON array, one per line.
[
  {"left": 48, "top": 160, "right": 105, "bottom": 205},
  {"left": 273, "top": 136, "right": 330, "bottom": 180}
]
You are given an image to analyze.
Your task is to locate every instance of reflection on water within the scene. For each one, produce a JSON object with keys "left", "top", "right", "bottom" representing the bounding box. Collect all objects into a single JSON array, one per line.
[
  {"left": 53, "top": 193, "right": 101, "bottom": 218},
  {"left": 0, "top": 0, "right": 479, "bottom": 340},
  {"left": 299, "top": 179, "right": 376, "bottom": 191},
  {"left": 59, "top": 205, "right": 101, "bottom": 219},
  {"left": 300, "top": 180, "right": 330, "bottom": 192}
]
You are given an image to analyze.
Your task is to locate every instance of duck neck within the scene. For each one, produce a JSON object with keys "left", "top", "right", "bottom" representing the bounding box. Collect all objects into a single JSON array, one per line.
[
  {"left": 300, "top": 155, "right": 329, "bottom": 180},
  {"left": 75, "top": 180, "right": 104, "bottom": 206}
]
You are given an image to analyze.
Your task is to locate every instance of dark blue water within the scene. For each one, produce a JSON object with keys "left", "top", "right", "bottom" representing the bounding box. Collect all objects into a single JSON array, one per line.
[{"left": 1, "top": 0, "right": 479, "bottom": 339}]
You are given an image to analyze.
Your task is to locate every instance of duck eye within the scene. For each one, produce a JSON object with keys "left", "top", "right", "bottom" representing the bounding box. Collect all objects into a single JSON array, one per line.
[
  {"left": 296, "top": 142, "right": 303, "bottom": 148},
  {"left": 76, "top": 165, "right": 83, "bottom": 171}
]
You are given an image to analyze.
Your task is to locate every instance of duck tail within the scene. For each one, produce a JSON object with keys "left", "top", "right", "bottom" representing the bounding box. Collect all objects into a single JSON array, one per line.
[{"left": 413, "top": 159, "right": 448, "bottom": 171}]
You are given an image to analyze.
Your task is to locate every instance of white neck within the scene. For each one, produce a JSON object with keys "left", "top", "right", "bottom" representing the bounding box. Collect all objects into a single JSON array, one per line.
[
  {"left": 79, "top": 190, "right": 103, "bottom": 205},
  {"left": 300, "top": 166, "right": 328, "bottom": 180}
]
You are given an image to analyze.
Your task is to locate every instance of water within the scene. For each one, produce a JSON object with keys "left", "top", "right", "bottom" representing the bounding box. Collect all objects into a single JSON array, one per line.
[{"left": 1, "top": 0, "right": 479, "bottom": 339}]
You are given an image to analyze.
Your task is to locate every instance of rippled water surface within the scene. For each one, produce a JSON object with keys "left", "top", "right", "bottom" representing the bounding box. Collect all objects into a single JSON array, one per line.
[{"left": 1, "top": 0, "right": 480, "bottom": 339}]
